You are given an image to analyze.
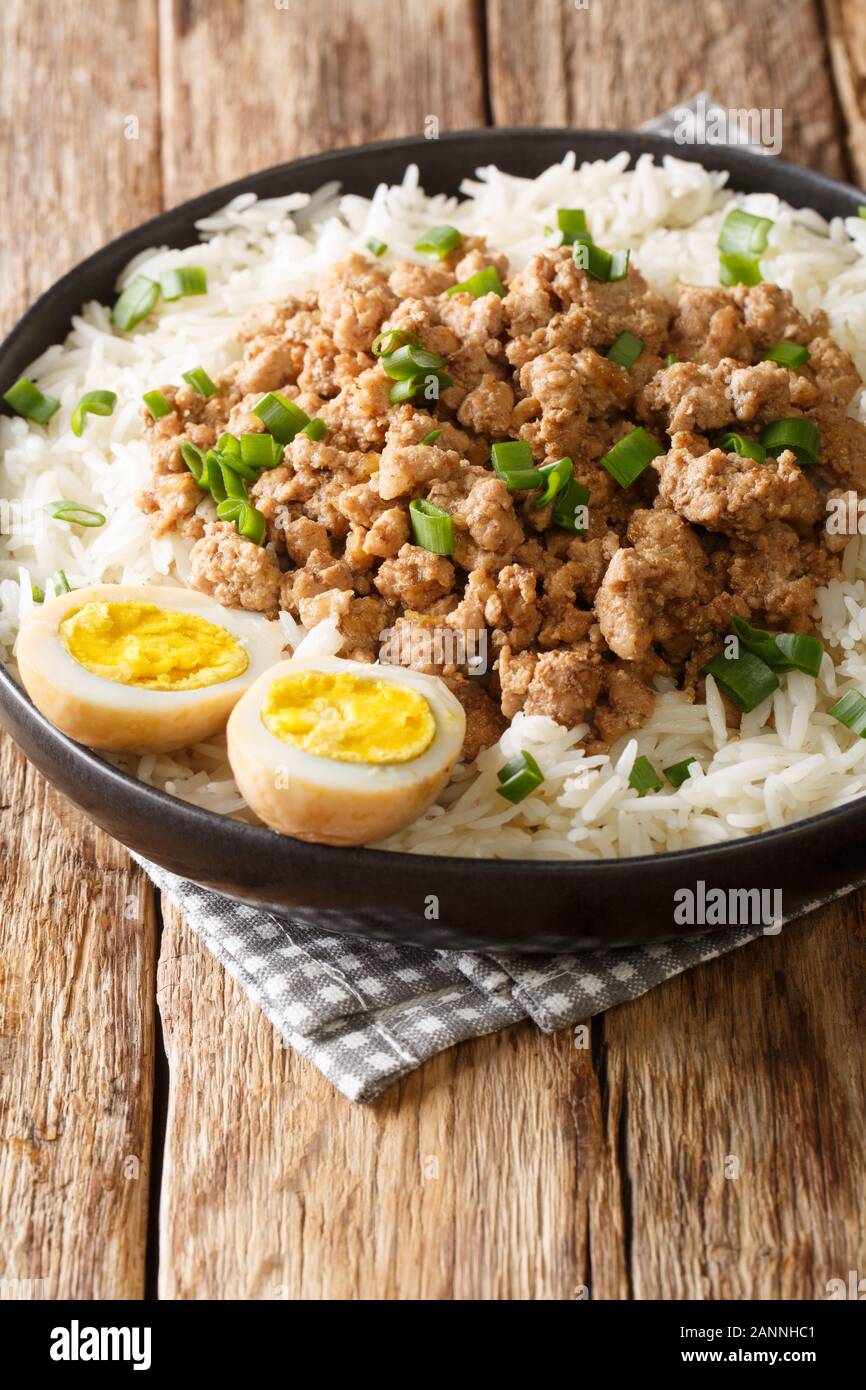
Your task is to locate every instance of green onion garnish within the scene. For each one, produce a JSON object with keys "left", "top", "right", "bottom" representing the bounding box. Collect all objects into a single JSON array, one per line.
[
  {"left": 390, "top": 374, "right": 451, "bottom": 404},
  {"left": 252, "top": 391, "right": 309, "bottom": 443},
  {"left": 718, "top": 431, "right": 767, "bottom": 463},
  {"left": 732, "top": 617, "right": 823, "bottom": 677},
  {"left": 371, "top": 328, "right": 421, "bottom": 357},
  {"left": 205, "top": 451, "right": 227, "bottom": 501},
  {"left": 217, "top": 431, "right": 241, "bottom": 459},
  {"left": 159, "top": 267, "right": 207, "bottom": 301},
  {"left": 71, "top": 389, "right": 116, "bottom": 436},
  {"left": 419, "top": 428, "right": 442, "bottom": 446},
  {"left": 112, "top": 275, "right": 159, "bottom": 331},
  {"left": 409, "top": 498, "right": 454, "bottom": 556},
  {"left": 664, "top": 757, "right": 697, "bottom": 789},
  {"left": 629, "top": 756, "right": 663, "bottom": 797},
  {"left": 575, "top": 243, "right": 630, "bottom": 282},
  {"left": 366, "top": 237, "right": 388, "bottom": 257},
  {"left": 217, "top": 498, "right": 266, "bottom": 546},
  {"left": 556, "top": 209, "right": 589, "bottom": 245},
  {"left": 49, "top": 569, "right": 72, "bottom": 595},
  {"left": 43, "top": 500, "right": 106, "bottom": 528},
  {"left": 380, "top": 344, "right": 449, "bottom": 381},
  {"left": 182, "top": 366, "right": 218, "bottom": 397},
  {"left": 142, "top": 389, "right": 171, "bottom": 419},
  {"left": 3, "top": 377, "right": 60, "bottom": 424},
  {"left": 180, "top": 441, "right": 206, "bottom": 484},
  {"left": 761, "top": 341, "right": 810, "bottom": 369},
  {"left": 828, "top": 690, "right": 866, "bottom": 737},
  {"left": 496, "top": 750, "right": 544, "bottom": 804},
  {"left": 532, "top": 456, "right": 573, "bottom": 510},
  {"left": 719, "top": 253, "right": 763, "bottom": 287},
  {"left": 702, "top": 648, "right": 779, "bottom": 713},
  {"left": 300, "top": 418, "right": 327, "bottom": 441},
  {"left": 600, "top": 427, "right": 664, "bottom": 488},
  {"left": 761, "top": 417, "right": 821, "bottom": 466},
  {"left": 31, "top": 585, "right": 44, "bottom": 604},
  {"left": 491, "top": 440, "right": 543, "bottom": 490},
  {"left": 446, "top": 266, "right": 506, "bottom": 298},
  {"left": 606, "top": 332, "right": 644, "bottom": 370},
  {"left": 666, "top": 353, "right": 678, "bottom": 366},
  {"left": 414, "top": 225, "right": 462, "bottom": 259},
  {"left": 718, "top": 208, "right": 774, "bottom": 257},
  {"left": 552, "top": 476, "right": 590, "bottom": 533},
  {"left": 240, "top": 433, "right": 282, "bottom": 469}
]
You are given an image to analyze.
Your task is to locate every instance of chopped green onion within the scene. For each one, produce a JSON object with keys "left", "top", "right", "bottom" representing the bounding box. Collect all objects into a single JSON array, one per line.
[
  {"left": 414, "top": 225, "right": 462, "bottom": 259},
  {"left": 761, "top": 417, "right": 821, "bottom": 466},
  {"left": 491, "top": 440, "right": 543, "bottom": 490},
  {"left": 600, "top": 427, "right": 664, "bottom": 488},
  {"left": 159, "top": 266, "right": 207, "bottom": 301},
  {"left": 606, "top": 332, "right": 644, "bottom": 370},
  {"left": 664, "top": 757, "right": 698, "bottom": 789},
  {"left": 180, "top": 441, "right": 206, "bottom": 484},
  {"left": 217, "top": 431, "right": 241, "bottom": 459},
  {"left": 828, "top": 690, "right": 866, "bottom": 737},
  {"left": 71, "top": 389, "right": 116, "bottom": 436},
  {"left": 718, "top": 431, "right": 767, "bottom": 463},
  {"left": 496, "top": 750, "right": 544, "bottom": 804},
  {"left": 718, "top": 209, "right": 774, "bottom": 257},
  {"left": 731, "top": 617, "right": 823, "bottom": 677},
  {"left": 719, "top": 253, "right": 762, "bottom": 287},
  {"left": 366, "top": 237, "right": 388, "bottom": 257},
  {"left": 3, "top": 377, "right": 60, "bottom": 424},
  {"left": 216, "top": 497, "right": 243, "bottom": 522},
  {"left": 629, "top": 756, "right": 663, "bottom": 797},
  {"left": 419, "top": 428, "right": 442, "bottom": 446},
  {"left": 552, "top": 476, "right": 590, "bottom": 533},
  {"left": 205, "top": 451, "right": 227, "bottom": 501},
  {"left": 761, "top": 341, "right": 810, "bottom": 370},
  {"left": 556, "top": 208, "right": 589, "bottom": 245},
  {"left": 112, "top": 275, "right": 159, "bottom": 331},
  {"left": 240, "top": 433, "right": 283, "bottom": 469},
  {"left": 252, "top": 391, "right": 309, "bottom": 443},
  {"left": 219, "top": 458, "right": 248, "bottom": 500},
  {"left": 575, "top": 242, "right": 630, "bottom": 282},
  {"left": 142, "top": 389, "right": 171, "bottom": 419},
  {"left": 371, "top": 328, "right": 421, "bottom": 356},
  {"left": 221, "top": 451, "right": 258, "bottom": 482},
  {"left": 409, "top": 498, "right": 454, "bottom": 556},
  {"left": 666, "top": 353, "right": 678, "bottom": 366},
  {"left": 31, "top": 584, "right": 44, "bottom": 604},
  {"left": 380, "top": 344, "right": 448, "bottom": 381},
  {"left": 43, "top": 500, "right": 105, "bottom": 527},
  {"left": 49, "top": 569, "right": 72, "bottom": 595},
  {"left": 389, "top": 372, "right": 451, "bottom": 404},
  {"left": 446, "top": 266, "right": 506, "bottom": 298},
  {"left": 217, "top": 499, "right": 266, "bottom": 545},
  {"left": 300, "top": 418, "right": 327, "bottom": 441},
  {"left": 181, "top": 366, "right": 217, "bottom": 397},
  {"left": 702, "top": 648, "right": 779, "bottom": 713},
  {"left": 532, "top": 457, "right": 573, "bottom": 510}
]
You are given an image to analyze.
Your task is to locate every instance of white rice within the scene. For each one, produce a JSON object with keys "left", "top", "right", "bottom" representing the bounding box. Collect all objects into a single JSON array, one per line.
[{"left": 4, "top": 149, "right": 866, "bottom": 859}]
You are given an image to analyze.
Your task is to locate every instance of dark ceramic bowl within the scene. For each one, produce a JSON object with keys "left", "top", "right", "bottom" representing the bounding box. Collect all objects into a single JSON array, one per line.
[{"left": 3, "top": 128, "right": 866, "bottom": 951}]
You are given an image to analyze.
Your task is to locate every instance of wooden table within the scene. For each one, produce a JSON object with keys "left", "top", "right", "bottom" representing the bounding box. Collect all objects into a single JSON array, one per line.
[{"left": 2, "top": 0, "right": 865, "bottom": 1301}]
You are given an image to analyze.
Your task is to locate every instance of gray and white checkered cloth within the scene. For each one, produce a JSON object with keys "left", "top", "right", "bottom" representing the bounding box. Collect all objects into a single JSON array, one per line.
[{"left": 135, "top": 98, "right": 777, "bottom": 1102}]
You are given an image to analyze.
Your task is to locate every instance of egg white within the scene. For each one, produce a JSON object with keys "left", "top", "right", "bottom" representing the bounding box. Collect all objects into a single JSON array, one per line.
[
  {"left": 16, "top": 583, "right": 286, "bottom": 753},
  {"left": 227, "top": 655, "right": 466, "bottom": 845}
]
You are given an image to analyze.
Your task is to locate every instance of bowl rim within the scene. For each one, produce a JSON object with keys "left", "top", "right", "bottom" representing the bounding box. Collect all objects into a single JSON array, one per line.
[{"left": 3, "top": 123, "right": 866, "bottom": 883}]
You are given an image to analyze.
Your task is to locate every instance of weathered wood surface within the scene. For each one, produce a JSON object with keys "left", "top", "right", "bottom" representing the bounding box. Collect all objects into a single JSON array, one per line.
[{"left": 1, "top": 0, "right": 864, "bottom": 1301}]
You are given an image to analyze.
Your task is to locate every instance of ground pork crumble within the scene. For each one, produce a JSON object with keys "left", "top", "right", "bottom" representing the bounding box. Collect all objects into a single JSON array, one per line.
[{"left": 139, "top": 244, "right": 866, "bottom": 761}]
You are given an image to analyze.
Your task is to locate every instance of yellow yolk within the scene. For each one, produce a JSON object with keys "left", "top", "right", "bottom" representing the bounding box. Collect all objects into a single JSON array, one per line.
[
  {"left": 261, "top": 670, "right": 435, "bottom": 764},
  {"left": 60, "top": 601, "right": 249, "bottom": 691}
]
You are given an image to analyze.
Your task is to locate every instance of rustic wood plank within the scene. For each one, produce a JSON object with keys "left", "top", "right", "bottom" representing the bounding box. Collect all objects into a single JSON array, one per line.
[
  {"left": 487, "top": 0, "right": 846, "bottom": 177},
  {"left": 157, "top": 0, "right": 488, "bottom": 206},
  {"left": 0, "top": 0, "right": 163, "bottom": 1299},
  {"left": 822, "top": 0, "right": 866, "bottom": 185}
]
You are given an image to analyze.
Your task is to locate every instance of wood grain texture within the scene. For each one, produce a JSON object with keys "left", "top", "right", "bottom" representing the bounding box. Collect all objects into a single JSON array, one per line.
[
  {"left": 487, "top": 0, "right": 847, "bottom": 177},
  {"left": 157, "top": 0, "right": 488, "bottom": 205},
  {"left": 823, "top": 0, "right": 866, "bottom": 184},
  {"left": 0, "top": 0, "right": 163, "bottom": 1300}
]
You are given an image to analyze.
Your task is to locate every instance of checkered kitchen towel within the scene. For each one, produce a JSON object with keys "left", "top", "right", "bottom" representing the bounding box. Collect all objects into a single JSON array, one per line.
[{"left": 135, "top": 99, "right": 774, "bottom": 1102}]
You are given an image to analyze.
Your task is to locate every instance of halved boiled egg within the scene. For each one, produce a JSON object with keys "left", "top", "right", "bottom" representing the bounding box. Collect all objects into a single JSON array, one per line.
[
  {"left": 17, "top": 583, "right": 286, "bottom": 753},
  {"left": 227, "top": 655, "right": 466, "bottom": 845}
]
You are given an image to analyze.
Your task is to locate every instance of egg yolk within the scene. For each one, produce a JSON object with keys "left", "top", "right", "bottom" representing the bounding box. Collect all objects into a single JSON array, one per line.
[
  {"left": 60, "top": 601, "right": 249, "bottom": 690},
  {"left": 262, "top": 670, "right": 435, "bottom": 764}
]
